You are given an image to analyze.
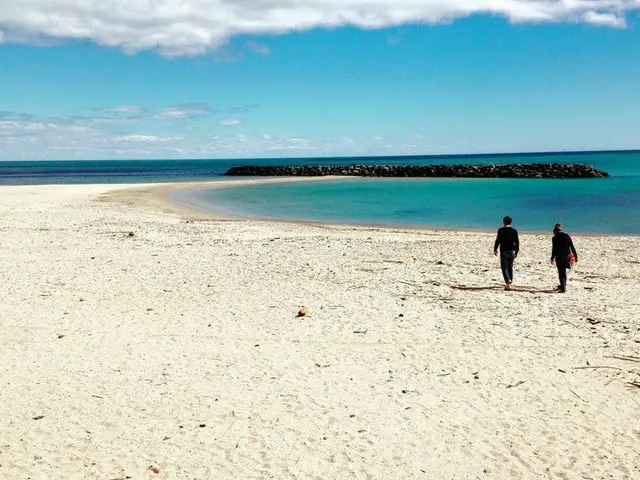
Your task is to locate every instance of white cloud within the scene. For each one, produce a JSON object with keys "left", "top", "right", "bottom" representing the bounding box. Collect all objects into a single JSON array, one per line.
[
  {"left": 114, "top": 148, "right": 153, "bottom": 156},
  {"left": 116, "top": 134, "right": 173, "bottom": 143},
  {"left": 102, "top": 105, "right": 147, "bottom": 114},
  {"left": 159, "top": 103, "right": 212, "bottom": 119},
  {"left": 246, "top": 41, "right": 271, "bottom": 56},
  {"left": 220, "top": 119, "right": 241, "bottom": 126},
  {"left": 582, "top": 10, "right": 627, "bottom": 27},
  {"left": 0, "top": 1, "right": 638, "bottom": 56}
]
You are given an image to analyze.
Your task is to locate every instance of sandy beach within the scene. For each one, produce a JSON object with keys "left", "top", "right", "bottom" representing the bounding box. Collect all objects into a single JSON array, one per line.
[{"left": 1, "top": 180, "right": 639, "bottom": 480}]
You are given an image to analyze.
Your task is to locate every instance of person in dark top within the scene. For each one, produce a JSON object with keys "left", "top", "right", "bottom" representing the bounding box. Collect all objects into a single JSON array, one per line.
[
  {"left": 494, "top": 216, "right": 520, "bottom": 290},
  {"left": 550, "top": 223, "right": 578, "bottom": 293}
]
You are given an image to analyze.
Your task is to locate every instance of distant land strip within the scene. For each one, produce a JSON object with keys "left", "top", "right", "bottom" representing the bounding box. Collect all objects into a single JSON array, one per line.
[{"left": 224, "top": 163, "right": 609, "bottom": 178}]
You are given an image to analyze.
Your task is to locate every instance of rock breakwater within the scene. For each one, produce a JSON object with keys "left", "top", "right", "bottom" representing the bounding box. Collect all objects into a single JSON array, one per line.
[{"left": 224, "top": 163, "right": 608, "bottom": 178}]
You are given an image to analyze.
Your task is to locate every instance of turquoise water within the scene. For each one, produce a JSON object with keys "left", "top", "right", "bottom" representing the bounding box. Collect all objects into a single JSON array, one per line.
[
  {"left": 2, "top": 150, "right": 639, "bottom": 234},
  {"left": 176, "top": 151, "right": 640, "bottom": 234}
]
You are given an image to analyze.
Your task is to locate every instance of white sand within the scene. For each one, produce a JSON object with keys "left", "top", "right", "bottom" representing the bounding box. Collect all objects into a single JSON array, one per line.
[{"left": 1, "top": 181, "right": 639, "bottom": 480}]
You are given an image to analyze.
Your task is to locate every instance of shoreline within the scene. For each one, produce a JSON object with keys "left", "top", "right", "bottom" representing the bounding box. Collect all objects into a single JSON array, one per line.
[{"left": 100, "top": 178, "right": 640, "bottom": 238}]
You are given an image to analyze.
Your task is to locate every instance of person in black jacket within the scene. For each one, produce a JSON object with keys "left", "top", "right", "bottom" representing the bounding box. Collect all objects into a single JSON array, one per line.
[
  {"left": 550, "top": 223, "right": 578, "bottom": 293},
  {"left": 494, "top": 216, "right": 519, "bottom": 290}
]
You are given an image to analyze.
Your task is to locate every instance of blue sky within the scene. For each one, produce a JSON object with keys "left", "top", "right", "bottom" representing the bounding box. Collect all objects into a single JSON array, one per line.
[{"left": 1, "top": 1, "right": 639, "bottom": 160}]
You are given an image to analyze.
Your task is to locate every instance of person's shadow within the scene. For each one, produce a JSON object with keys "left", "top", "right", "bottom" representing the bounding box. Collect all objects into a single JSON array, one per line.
[{"left": 451, "top": 285, "right": 558, "bottom": 294}]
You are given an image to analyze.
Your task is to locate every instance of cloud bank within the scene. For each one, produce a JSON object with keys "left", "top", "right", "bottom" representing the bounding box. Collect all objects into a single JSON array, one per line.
[
  {"left": 0, "top": 1, "right": 638, "bottom": 56},
  {"left": 0, "top": 105, "right": 436, "bottom": 160}
]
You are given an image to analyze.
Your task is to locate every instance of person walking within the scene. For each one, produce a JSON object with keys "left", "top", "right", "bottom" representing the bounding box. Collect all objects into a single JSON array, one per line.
[
  {"left": 550, "top": 223, "right": 578, "bottom": 293},
  {"left": 494, "top": 216, "right": 519, "bottom": 290}
]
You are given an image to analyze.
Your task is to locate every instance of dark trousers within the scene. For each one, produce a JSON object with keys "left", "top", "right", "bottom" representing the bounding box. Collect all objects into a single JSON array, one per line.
[
  {"left": 556, "top": 260, "right": 569, "bottom": 291},
  {"left": 500, "top": 251, "right": 516, "bottom": 284}
]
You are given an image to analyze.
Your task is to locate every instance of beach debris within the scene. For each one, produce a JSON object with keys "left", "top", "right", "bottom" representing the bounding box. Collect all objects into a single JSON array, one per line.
[
  {"left": 199, "top": 424, "right": 206, "bottom": 428},
  {"left": 506, "top": 381, "right": 525, "bottom": 388},
  {"left": 149, "top": 466, "right": 160, "bottom": 474},
  {"left": 353, "top": 329, "right": 368, "bottom": 334},
  {"left": 570, "top": 390, "right": 586, "bottom": 402},
  {"left": 574, "top": 365, "right": 623, "bottom": 371},
  {"left": 32, "top": 415, "right": 44, "bottom": 420},
  {"left": 296, "top": 306, "right": 309, "bottom": 317},
  {"left": 127, "top": 231, "right": 135, "bottom": 237},
  {"left": 57, "top": 334, "right": 64, "bottom": 339},
  {"left": 604, "top": 355, "right": 640, "bottom": 364}
]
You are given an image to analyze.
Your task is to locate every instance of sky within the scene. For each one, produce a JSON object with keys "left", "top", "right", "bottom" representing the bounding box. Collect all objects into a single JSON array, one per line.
[{"left": 1, "top": 1, "right": 639, "bottom": 161}]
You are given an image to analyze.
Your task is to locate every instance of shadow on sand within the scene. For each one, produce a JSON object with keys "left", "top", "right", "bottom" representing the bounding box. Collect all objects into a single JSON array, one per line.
[{"left": 451, "top": 285, "right": 558, "bottom": 294}]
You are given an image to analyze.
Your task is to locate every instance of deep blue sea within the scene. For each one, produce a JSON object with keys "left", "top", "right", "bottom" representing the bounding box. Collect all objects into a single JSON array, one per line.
[{"left": 2, "top": 151, "right": 639, "bottom": 234}]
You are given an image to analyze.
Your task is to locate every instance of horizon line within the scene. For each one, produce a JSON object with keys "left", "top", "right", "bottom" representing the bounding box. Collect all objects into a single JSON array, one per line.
[{"left": 1, "top": 147, "right": 639, "bottom": 163}]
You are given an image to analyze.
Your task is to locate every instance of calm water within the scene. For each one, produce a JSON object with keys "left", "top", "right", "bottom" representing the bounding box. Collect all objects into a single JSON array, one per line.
[
  {"left": 2, "top": 151, "right": 640, "bottom": 234},
  {"left": 174, "top": 151, "right": 640, "bottom": 234}
]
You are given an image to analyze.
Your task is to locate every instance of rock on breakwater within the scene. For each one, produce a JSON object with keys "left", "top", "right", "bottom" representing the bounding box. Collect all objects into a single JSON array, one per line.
[{"left": 224, "top": 163, "right": 609, "bottom": 178}]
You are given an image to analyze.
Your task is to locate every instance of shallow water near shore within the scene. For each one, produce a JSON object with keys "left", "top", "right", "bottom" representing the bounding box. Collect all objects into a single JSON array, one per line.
[
  {"left": 174, "top": 150, "right": 640, "bottom": 234},
  {"left": 175, "top": 174, "right": 640, "bottom": 234}
]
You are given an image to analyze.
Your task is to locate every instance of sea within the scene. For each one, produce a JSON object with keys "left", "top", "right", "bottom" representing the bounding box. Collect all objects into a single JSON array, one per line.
[{"left": 1, "top": 150, "right": 639, "bottom": 234}]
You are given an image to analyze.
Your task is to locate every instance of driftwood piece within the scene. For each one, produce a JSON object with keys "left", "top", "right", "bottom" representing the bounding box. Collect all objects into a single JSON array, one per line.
[
  {"left": 573, "top": 366, "right": 623, "bottom": 371},
  {"left": 604, "top": 355, "right": 640, "bottom": 364}
]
